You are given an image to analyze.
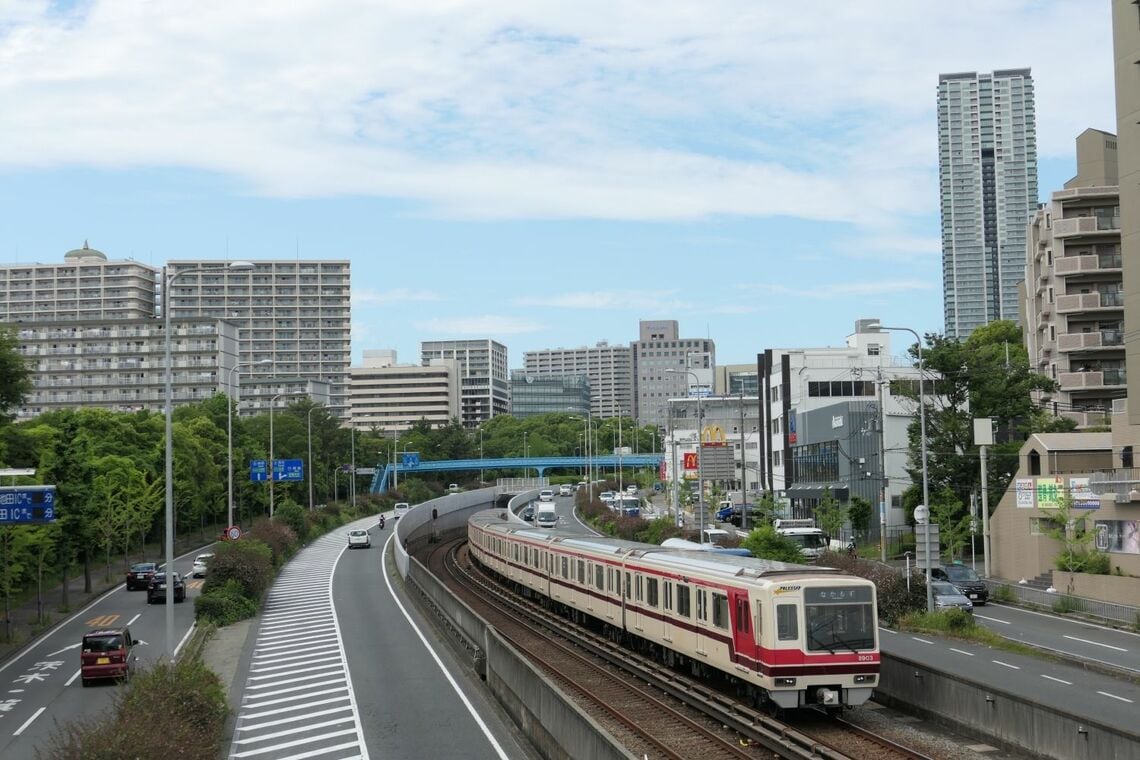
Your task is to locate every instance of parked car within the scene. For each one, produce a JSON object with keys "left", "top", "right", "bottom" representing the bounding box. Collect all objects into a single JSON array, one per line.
[
  {"left": 147, "top": 570, "right": 186, "bottom": 604},
  {"left": 191, "top": 553, "right": 213, "bottom": 578},
  {"left": 930, "top": 581, "right": 974, "bottom": 613},
  {"left": 520, "top": 504, "right": 536, "bottom": 522},
  {"left": 80, "top": 627, "right": 137, "bottom": 686},
  {"left": 394, "top": 502, "right": 410, "bottom": 519},
  {"left": 931, "top": 564, "right": 989, "bottom": 605},
  {"left": 347, "top": 528, "right": 371, "bottom": 549},
  {"left": 125, "top": 561, "right": 158, "bottom": 591},
  {"left": 558, "top": 484, "right": 572, "bottom": 497}
]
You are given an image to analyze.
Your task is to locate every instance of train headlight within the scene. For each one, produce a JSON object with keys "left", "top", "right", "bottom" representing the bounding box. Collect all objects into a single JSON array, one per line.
[
  {"left": 774, "top": 677, "right": 797, "bottom": 687},
  {"left": 853, "top": 675, "right": 876, "bottom": 684}
]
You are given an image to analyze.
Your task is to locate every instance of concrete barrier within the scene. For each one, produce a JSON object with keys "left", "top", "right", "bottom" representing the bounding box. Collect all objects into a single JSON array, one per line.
[
  {"left": 876, "top": 652, "right": 1140, "bottom": 760},
  {"left": 394, "top": 487, "right": 501, "bottom": 578}
]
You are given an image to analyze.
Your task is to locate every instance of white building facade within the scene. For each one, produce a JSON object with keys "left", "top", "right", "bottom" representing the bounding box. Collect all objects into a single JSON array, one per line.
[
  {"left": 420, "top": 339, "right": 508, "bottom": 427},
  {"left": 523, "top": 340, "right": 633, "bottom": 419},
  {"left": 348, "top": 350, "right": 460, "bottom": 433}
]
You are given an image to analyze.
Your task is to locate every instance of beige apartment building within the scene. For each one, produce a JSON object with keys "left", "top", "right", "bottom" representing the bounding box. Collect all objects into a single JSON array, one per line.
[
  {"left": 1023, "top": 128, "right": 1123, "bottom": 429},
  {"left": 349, "top": 350, "right": 460, "bottom": 434}
]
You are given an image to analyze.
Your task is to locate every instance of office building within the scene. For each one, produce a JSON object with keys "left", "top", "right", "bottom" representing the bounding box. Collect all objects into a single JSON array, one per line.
[
  {"left": 756, "top": 320, "right": 928, "bottom": 532},
  {"left": 348, "top": 350, "right": 459, "bottom": 434},
  {"left": 166, "top": 259, "right": 352, "bottom": 418},
  {"left": 523, "top": 341, "right": 633, "bottom": 418},
  {"left": 938, "top": 69, "right": 1038, "bottom": 339},
  {"left": 510, "top": 371, "right": 590, "bottom": 418},
  {"left": 1024, "top": 129, "right": 1123, "bottom": 429},
  {"left": 632, "top": 319, "right": 714, "bottom": 429},
  {"left": 714, "top": 364, "right": 759, "bottom": 396},
  {"left": 663, "top": 394, "right": 761, "bottom": 499},
  {"left": 420, "top": 339, "right": 509, "bottom": 426}
]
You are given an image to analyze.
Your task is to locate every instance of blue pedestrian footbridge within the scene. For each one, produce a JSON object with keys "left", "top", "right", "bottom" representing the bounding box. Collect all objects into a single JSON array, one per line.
[{"left": 368, "top": 455, "right": 664, "bottom": 494}]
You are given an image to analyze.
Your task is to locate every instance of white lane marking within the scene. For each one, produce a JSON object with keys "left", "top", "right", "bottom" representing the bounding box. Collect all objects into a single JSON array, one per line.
[
  {"left": 46, "top": 642, "right": 82, "bottom": 657},
  {"left": 239, "top": 705, "right": 355, "bottom": 732},
  {"left": 8, "top": 689, "right": 23, "bottom": 693},
  {"left": 65, "top": 669, "right": 81, "bottom": 687},
  {"left": 254, "top": 623, "right": 337, "bottom": 640},
  {"left": 911, "top": 637, "right": 934, "bottom": 645},
  {"left": 878, "top": 627, "right": 897, "bottom": 634},
  {"left": 1097, "top": 691, "right": 1134, "bottom": 703},
  {"left": 251, "top": 647, "right": 340, "bottom": 666},
  {"left": 172, "top": 622, "right": 196, "bottom": 658},
  {"left": 380, "top": 531, "right": 511, "bottom": 760},
  {"left": 993, "top": 660, "right": 1020, "bottom": 670},
  {"left": 252, "top": 633, "right": 334, "bottom": 653},
  {"left": 243, "top": 685, "right": 347, "bottom": 707},
  {"left": 246, "top": 670, "right": 344, "bottom": 689},
  {"left": 1064, "top": 635, "right": 1127, "bottom": 652},
  {"left": 259, "top": 612, "right": 331, "bottom": 627},
  {"left": 1042, "top": 675, "right": 1072, "bottom": 685},
  {"left": 241, "top": 696, "right": 351, "bottom": 721},
  {"left": 989, "top": 602, "right": 1140, "bottom": 638},
  {"left": 267, "top": 740, "right": 363, "bottom": 760},
  {"left": 949, "top": 648, "right": 975, "bottom": 657},
  {"left": 13, "top": 707, "right": 46, "bottom": 736},
  {"left": 250, "top": 655, "right": 343, "bottom": 674},
  {"left": 975, "top": 614, "right": 1010, "bottom": 625},
  {"left": 232, "top": 715, "right": 356, "bottom": 743},
  {"left": 127, "top": 613, "right": 142, "bottom": 626},
  {"left": 247, "top": 662, "right": 344, "bottom": 680},
  {"left": 231, "top": 728, "right": 358, "bottom": 757}
]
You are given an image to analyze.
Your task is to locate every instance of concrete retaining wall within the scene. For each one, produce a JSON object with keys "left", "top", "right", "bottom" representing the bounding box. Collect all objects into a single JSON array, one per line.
[
  {"left": 876, "top": 652, "right": 1139, "bottom": 760},
  {"left": 394, "top": 487, "right": 501, "bottom": 578}
]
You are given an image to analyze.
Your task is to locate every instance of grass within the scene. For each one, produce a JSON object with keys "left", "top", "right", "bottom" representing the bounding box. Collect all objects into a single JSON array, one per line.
[{"left": 896, "top": 609, "right": 1044, "bottom": 659}]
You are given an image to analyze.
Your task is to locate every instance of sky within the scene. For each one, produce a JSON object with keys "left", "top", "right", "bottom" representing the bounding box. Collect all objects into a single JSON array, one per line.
[{"left": 0, "top": 1, "right": 1119, "bottom": 368}]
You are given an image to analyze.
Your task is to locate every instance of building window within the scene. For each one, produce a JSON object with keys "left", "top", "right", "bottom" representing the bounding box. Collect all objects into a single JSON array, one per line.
[{"left": 867, "top": 344, "right": 881, "bottom": 357}]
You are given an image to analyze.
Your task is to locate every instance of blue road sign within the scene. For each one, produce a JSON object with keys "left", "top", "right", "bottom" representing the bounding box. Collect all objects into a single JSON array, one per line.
[
  {"left": 274, "top": 459, "right": 304, "bottom": 482},
  {"left": 250, "top": 460, "right": 268, "bottom": 482},
  {"left": 0, "top": 486, "right": 57, "bottom": 524},
  {"left": 401, "top": 452, "right": 420, "bottom": 468}
]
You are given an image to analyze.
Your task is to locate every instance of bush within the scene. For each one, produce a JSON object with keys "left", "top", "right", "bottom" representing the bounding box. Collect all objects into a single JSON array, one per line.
[
  {"left": 247, "top": 517, "right": 299, "bottom": 566},
  {"left": 1054, "top": 549, "right": 1111, "bottom": 575},
  {"left": 992, "top": 584, "right": 1015, "bottom": 603},
  {"left": 274, "top": 500, "right": 307, "bottom": 541},
  {"left": 819, "top": 551, "right": 926, "bottom": 626},
  {"left": 741, "top": 525, "right": 805, "bottom": 563},
  {"left": 1052, "top": 594, "right": 1080, "bottom": 614},
  {"left": 195, "top": 580, "right": 259, "bottom": 626},
  {"left": 38, "top": 658, "right": 228, "bottom": 759},
  {"left": 202, "top": 539, "right": 275, "bottom": 601}
]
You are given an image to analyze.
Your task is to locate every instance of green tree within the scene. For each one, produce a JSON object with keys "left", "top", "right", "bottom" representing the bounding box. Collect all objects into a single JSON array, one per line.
[
  {"left": 848, "top": 496, "right": 873, "bottom": 536},
  {"left": 1045, "top": 487, "right": 1105, "bottom": 590},
  {"left": 929, "top": 487, "right": 971, "bottom": 562},
  {"left": 741, "top": 525, "right": 805, "bottom": 563},
  {"left": 0, "top": 327, "right": 32, "bottom": 419},
  {"left": 814, "top": 488, "right": 847, "bottom": 540}
]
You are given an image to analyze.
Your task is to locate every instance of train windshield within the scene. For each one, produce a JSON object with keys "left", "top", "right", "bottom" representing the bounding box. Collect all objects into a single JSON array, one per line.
[{"left": 803, "top": 586, "right": 875, "bottom": 653}]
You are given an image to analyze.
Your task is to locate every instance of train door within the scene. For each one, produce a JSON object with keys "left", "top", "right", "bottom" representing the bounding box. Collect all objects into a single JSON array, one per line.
[
  {"left": 694, "top": 587, "right": 709, "bottom": 657},
  {"left": 729, "top": 589, "right": 758, "bottom": 669}
]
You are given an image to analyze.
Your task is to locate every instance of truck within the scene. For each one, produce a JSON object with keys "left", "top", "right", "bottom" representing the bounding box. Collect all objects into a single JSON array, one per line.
[
  {"left": 536, "top": 503, "right": 558, "bottom": 528},
  {"left": 773, "top": 518, "right": 829, "bottom": 560}
]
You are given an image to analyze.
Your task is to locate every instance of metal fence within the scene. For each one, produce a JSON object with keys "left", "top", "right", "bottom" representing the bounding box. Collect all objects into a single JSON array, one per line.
[{"left": 983, "top": 579, "right": 1140, "bottom": 627}]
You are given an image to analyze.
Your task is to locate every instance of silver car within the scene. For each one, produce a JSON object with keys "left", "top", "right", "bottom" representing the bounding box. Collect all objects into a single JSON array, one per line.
[
  {"left": 931, "top": 581, "right": 974, "bottom": 613},
  {"left": 347, "top": 529, "right": 371, "bottom": 549},
  {"left": 191, "top": 553, "right": 213, "bottom": 578}
]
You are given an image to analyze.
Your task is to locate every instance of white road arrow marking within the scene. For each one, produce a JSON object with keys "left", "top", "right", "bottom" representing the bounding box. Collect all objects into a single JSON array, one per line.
[{"left": 46, "top": 643, "right": 81, "bottom": 657}]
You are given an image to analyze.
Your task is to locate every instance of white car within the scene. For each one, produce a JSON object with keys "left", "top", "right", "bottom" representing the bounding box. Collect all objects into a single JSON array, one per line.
[
  {"left": 626, "top": 484, "right": 638, "bottom": 494},
  {"left": 347, "top": 529, "right": 371, "bottom": 549},
  {"left": 538, "top": 489, "right": 554, "bottom": 502},
  {"left": 558, "top": 485, "right": 572, "bottom": 497},
  {"left": 394, "top": 502, "right": 410, "bottom": 519},
  {"left": 191, "top": 553, "right": 213, "bottom": 578}
]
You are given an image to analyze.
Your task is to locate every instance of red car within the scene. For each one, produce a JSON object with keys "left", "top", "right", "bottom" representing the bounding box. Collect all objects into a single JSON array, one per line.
[
  {"left": 125, "top": 561, "right": 158, "bottom": 591},
  {"left": 80, "top": 627, "right": 137, "bottom": 686}
]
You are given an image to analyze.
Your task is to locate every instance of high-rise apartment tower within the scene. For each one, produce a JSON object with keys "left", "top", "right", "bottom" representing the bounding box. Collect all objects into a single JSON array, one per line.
[{"left": 938, "top": 69, "right": 1038, "bottom": 339}]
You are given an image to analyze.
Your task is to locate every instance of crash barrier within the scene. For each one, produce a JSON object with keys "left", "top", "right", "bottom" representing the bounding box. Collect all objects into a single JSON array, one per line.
[
  {"left": 505, "top": 489, "right": 540, "bottom": 526},
  {"left": 876, "top": 651, "right": 1139, "bottom": 760},
  {"left": 393, "top": 487, "right": 502, "bottom": 579}
]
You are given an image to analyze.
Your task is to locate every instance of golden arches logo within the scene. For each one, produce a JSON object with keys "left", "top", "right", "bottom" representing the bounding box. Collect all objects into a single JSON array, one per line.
[{"left": 701, "top": 425, "right": 726, "bottom": 446}]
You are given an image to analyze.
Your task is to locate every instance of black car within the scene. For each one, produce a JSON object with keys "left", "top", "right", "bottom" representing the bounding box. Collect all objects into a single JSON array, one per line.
[
  {"left": 147, "top": 570, "right": 186, "bottom": 604},
  {"left": 520, "top": 505, "right": 535, "bottom": 522},
  {"left": 125, "top": 562, "right": 158, "bottom": 591},
  {"left": 931, "top": 564, "right": 988, "bottom": 605}
]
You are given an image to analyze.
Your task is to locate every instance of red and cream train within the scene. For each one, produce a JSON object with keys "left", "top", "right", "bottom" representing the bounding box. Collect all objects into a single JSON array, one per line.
[{"left": 467, "top": 510, "right": 880, "bottom": 711}]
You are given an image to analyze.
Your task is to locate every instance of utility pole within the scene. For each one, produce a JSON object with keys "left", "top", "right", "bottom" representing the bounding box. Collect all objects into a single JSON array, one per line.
[{"left": 877, "top": 367, "right": 888, "bottom": 562}]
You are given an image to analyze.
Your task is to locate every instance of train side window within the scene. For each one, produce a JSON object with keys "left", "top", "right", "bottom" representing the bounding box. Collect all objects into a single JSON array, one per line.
[
  {"left": 663, "top": 581, "right": 673, "bottom": 612},
  {"left": 635, "top": 574, "right": 643, "bottom": 602},
  {"left": 756, "top": 603, "right": 762, "bottom": 637},
  {"left": 646, "top": 578, "right": 658, "bottom": 608},
  {"left": 577, "top": 560, "right": 585, "bottom": 585},
  {"left": 777, "top": 604, "right": 798, "bottom": 641},
  {"left": 735, "top": 598, "right": 749, "bottom": 633},
  {"left": 561, "top": 557, "right": 569, "bottom": 579},
  {"left": 676, "top": 584, "right": 691, "bottom": 617},
  {"left": 595, "top": 565, "right": 604, "bottom": 591},
  {"left": 624, "top": 572, "right": 631, "bottom": 599},
  {"left": 697, "top": 589, "right": 707, "bottom": 622},
  {"left": 712, "top": 593, "right": 728, "bottom": 630}
]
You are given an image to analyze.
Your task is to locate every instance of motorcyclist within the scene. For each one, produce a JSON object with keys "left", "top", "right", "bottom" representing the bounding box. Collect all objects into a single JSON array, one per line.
[{"left": 378, "top": 514, "right": 386, "bottom": 530}]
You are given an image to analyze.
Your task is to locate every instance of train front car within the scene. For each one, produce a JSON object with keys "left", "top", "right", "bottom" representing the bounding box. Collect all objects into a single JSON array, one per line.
[{"left": 755, "top": 573, "right": 879, "bottom": 710}]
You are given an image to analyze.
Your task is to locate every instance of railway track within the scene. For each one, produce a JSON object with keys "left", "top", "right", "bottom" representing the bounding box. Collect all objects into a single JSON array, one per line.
[{"left": 420, "top": 536, "right": 935, "bottom": 760}]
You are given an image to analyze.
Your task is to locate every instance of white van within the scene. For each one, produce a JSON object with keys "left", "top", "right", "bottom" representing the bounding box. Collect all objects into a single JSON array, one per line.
[
  {"left": 394, "top": 502, "right": 410, "bottom": 520},
  {"left": 536, "top": 504, "right": 558, "bottom": 528},
  {"left": 538, "top": 488, "right": 554, "bottom": 502}
]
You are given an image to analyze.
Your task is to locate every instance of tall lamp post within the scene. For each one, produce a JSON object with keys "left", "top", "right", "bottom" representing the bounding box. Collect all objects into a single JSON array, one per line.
[
  {"left": 165, "top": 261, "right": 250, "bottom": 658},
  {"left": 479, "top": 428, "right": 484, "bottom": 484},
  {"left": 874, "top": 323, "right": 932, "bottom": 612},
  {"left": 226, "top": 359, "right": 271, "bottom": 535},
  {"left": 667, "top": 368, "right": 704, "bottom": 542}
]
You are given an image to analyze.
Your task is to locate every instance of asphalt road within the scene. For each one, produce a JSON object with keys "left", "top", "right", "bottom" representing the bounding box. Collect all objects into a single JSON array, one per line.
[{"left": 0, "top": 549, "right": 205, "bottom": 759}]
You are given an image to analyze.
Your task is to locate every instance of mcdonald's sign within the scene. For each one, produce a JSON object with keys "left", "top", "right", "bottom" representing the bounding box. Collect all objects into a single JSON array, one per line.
[
  {"left": 701, "top": 425, "right": 727, "bottom": 447},
  {"left": 683, "top": 452, "right": 699, "bottom": 470}
]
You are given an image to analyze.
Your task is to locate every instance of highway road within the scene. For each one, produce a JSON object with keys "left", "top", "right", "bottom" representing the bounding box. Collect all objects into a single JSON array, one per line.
[{"left": 0, "top": 548, "right": 206, "bottom": 759}]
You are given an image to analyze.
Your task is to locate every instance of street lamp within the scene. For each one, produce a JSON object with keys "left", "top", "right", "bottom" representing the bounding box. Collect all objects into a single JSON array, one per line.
[
  {"left": 523, "top": 431, "right": 528, "bottom": 477},
  {"left": 667, "top": 368, "right": 705, "bottom": 542},
  {"left": 873, "top": 323, "right": 931, "bottom": 611},
  {"left": 479, "top": 428, "right": 484, "bottom": 484},
  {"left": 226, "top": 359, "right": 272, "bottom": 535},
  {"left": 567, "top": 408, "right": 592, "bottom": 494},
  {"left": 164, "top": 261, "right": 251, "bottom": 658}
]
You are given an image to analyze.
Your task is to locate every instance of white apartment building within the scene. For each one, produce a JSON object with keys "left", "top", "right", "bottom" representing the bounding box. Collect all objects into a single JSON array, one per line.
[
  {"left": 420, "top": 339, "right": 508, "bottom": 427},
  {"left": 1024, "top": 128, "right": 1124, "bottom": 429},
  {"left": 662, "top": 394, "right": 762, "bottom": 498},
  {"left": 348, "top": 350, "right": 460, "bottom": 433},
  {"left": 633, "top": 320, "right": 715, "bottom": 429},
  {"left": 523, "top": 341, "right": 633, "bottom": 418},
  {"left": 13, "top": 316, "right": 238, "bottom": 418},
  {"left": 757, "top": 320, "right": 928, "bottom": 532},
  {"left": 938, "top": 69, "right": 1038, "bottom": 339},
  {"left": 166, "top": 259, "right": 352, "bottom": 418}
]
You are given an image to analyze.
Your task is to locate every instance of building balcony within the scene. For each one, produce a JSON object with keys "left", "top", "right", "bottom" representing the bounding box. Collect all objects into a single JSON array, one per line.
[
  {"left": 1052, "top": 186, "right": 1119, "bottom": 203},
  {"left": 1054, "top": 253, "right": 1122, "bottom": 277},
  {"left": 1039, "top": 339, "right": 1056, "bottom": 355},
  {"left": 1055, "top": 291, "right": 1124, "bottom": 313},
  {"left": 1056, "top": 330, "right": 1124, "bottom": 353},
  {"left": 1052, "top": 216, "right": 1120, "bottom": 238},
  {"left": 1061, "top": 409, "right": 1113, "bottom": 429},
  {"left": 1057, "top": 368, "right": 1127, "bottom": 390}
]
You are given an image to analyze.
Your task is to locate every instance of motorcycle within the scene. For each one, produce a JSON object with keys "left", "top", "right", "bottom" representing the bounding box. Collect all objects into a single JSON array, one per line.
[{"left": 378, "top": 515, "right": 386, "bottom": 530}]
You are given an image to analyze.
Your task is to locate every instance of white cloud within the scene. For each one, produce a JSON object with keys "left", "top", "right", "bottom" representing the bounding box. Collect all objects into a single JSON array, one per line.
[
  {"left": 0, "top": 1, "right": 1115, "bottom": 225},
  {"left": 744, "top": 280, "right": 934, "bottom": 300},
  {"left": 415, "top": 315, "right": 544, "bottom": 336},
  {"left": 514, "top": 290, "right": 679, "bottom": 309},
  {"left": 352, "top": 287, "right": 442, "bottom": 305}
]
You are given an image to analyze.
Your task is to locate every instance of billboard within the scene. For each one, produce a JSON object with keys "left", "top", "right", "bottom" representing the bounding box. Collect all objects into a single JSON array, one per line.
[
  {"left": 1067, "top": 477, "right": 1100, "bottom": 510},
  {"left": 1015, "top": 478, "right": 1035, "bottom": 508},
  {"left": 1035, "top": 477, "right": 1065, "bottom": 509}
]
